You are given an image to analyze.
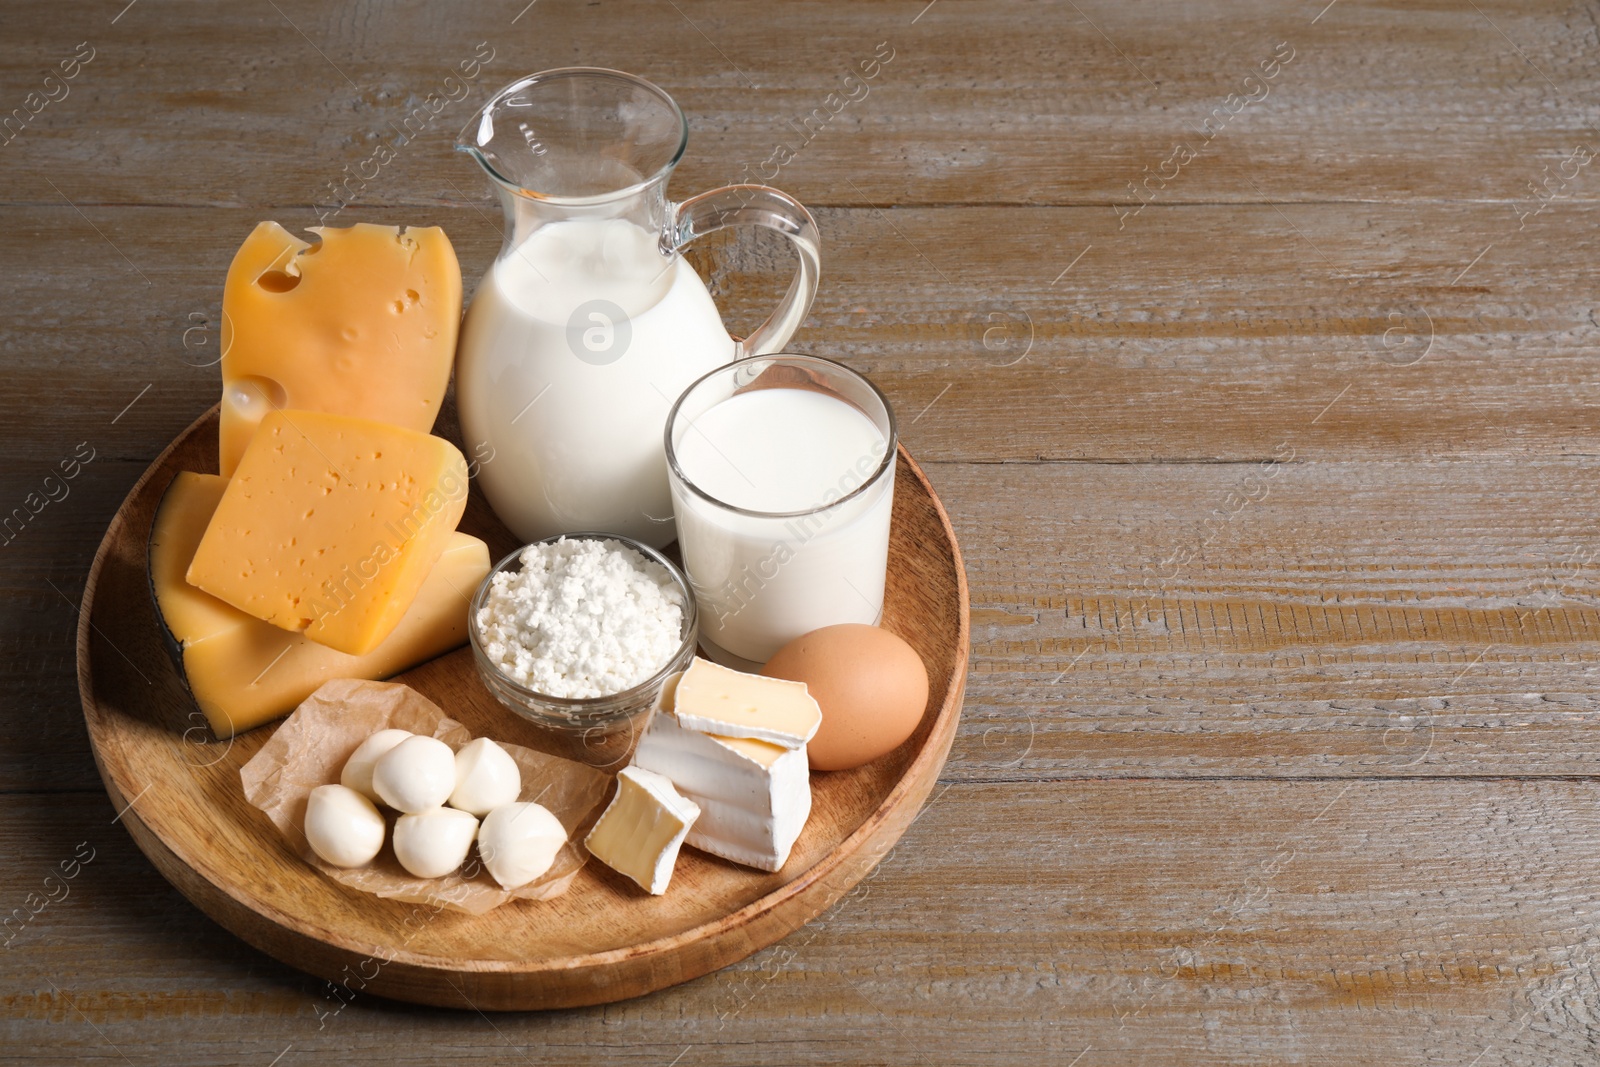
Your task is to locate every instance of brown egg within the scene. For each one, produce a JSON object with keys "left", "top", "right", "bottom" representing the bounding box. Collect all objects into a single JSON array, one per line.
[{"left": 763, "top": 624, "right": 929, "bottom": 771}]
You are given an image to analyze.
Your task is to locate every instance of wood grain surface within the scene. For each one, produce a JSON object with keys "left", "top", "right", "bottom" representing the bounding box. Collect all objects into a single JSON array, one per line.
[{"left": 4, "top": 0, "right": 1599, "bottom": 1061}]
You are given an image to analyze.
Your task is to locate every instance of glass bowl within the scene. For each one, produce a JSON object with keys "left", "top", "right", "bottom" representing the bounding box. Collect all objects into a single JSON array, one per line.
[{"left": 468, "top": 532, "right": 698, "bottom": 768}]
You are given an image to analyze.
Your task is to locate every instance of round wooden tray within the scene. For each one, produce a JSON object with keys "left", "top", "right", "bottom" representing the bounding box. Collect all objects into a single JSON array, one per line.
[{"left": 77, "top": 405, "right": 969, "bottom": 1010}]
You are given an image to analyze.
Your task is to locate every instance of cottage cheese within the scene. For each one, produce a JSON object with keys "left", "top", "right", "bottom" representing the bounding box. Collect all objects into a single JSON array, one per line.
[{"left": 477, "top": 537, "right": 685, "bottom": 699}]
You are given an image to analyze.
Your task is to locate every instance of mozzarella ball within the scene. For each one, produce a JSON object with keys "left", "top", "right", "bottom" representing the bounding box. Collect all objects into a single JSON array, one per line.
[
  {"left": 304, "top": 784, "right": 385, "bottom": 868},
  {"left": 339, "top": 729, "right": 413, "bottom": 803},
  {"left": 372, "top": 735, "right": 456, "bottom": 813},
  {"left": 449, "top": 738, "right": 522, "bottom": 816},
  {"left": 392, "top": 807, "right": 479, "bottom": 879},
  {"left": 478, "top": 802, "right": 567, "bottom": 890}
]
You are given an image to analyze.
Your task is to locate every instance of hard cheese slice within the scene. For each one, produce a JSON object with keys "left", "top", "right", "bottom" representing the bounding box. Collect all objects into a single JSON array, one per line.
[
  {"left": 671, "top": 657, "right": 822, "bottom": 748},
  {"left": 632, "top": 710, "right": 811, "bottom": 873},
  {"left": 186, "top": 409, "right": 469, "bottom": 656},
  {"left": 584, "top": 766, "right": 701, "bottom": 895},
  {"left": 151, "top": 472, "right": 489, "bottom": 738},
  {"left": 218, "top": 221, "right": 462, "bottom": 476}
]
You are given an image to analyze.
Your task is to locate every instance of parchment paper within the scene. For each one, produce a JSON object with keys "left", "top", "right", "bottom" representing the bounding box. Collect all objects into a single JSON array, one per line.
[{"left": 241, "top": 679, "right": 613, "bottom": 915}]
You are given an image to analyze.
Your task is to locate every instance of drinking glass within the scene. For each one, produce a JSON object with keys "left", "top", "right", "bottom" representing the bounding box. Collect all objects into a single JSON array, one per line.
[{"left": 665, "top": 354, "right": 897, "bottom": 667}]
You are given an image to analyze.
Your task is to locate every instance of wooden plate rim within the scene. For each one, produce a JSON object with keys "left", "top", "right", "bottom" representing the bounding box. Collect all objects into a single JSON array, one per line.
[{"left": 77, "top": 403, "right": 969, "bottom": 977}]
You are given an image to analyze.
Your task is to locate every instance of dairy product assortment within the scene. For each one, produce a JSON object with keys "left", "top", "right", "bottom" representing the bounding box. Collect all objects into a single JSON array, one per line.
[{"left": 154, "top": 195, "right": 933, "bottom": 906}]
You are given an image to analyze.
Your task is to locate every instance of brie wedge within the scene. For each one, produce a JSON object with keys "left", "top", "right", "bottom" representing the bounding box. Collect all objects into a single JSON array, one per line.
[
  {"left": 584, "top": 766, "right": 700, "bottom": 895},
  {"left": 633, "top": 710, "right": 812, "bottom": 873},
  {"left": 671, "top": 657, "right": 822, "bottom": 748}
]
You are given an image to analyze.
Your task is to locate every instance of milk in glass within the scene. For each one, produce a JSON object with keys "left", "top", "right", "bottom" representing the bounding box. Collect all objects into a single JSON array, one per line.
[{"left": 669, "top": 386, "right": 894, "bottom": 664}]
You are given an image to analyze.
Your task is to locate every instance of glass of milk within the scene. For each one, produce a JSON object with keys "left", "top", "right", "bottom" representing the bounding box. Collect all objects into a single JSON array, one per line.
[{"left": 666, "top": 354, "right": 897, "bottom": 668}]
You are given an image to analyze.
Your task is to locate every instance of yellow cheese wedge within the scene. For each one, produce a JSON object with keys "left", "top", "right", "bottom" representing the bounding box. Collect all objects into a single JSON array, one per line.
[
  {"left": 671, "top": 657, "right": 823, "bottom": 747},
  {"left": 218, "top": 221, "right": 462, "bottom": 476},
  {"left": 186, "top": 409, "right": 469, "bottom": 656},
  {"left": 151, "top": 472, "right": 490, "bottom": 738}
]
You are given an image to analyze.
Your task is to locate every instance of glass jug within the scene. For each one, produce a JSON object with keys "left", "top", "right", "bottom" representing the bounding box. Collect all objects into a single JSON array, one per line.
[{"left": 454, "top": 68, "right": 821, "bottom": 548}]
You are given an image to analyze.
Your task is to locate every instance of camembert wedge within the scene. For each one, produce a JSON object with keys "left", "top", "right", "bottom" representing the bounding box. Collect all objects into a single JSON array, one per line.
[
  {"left": 671, "top": 657, "right": 822, "bottom": 748},
  {"left": 632, "top": 708, "right": 812, "bottom": 873},
  {"left": 584, "top": 766, "right": 701, "bottom": 895}
]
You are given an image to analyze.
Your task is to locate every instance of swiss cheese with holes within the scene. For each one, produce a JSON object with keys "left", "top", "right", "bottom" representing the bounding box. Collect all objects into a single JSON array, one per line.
[{"left": 217, "top": 222, "right": 461, "bottom": 476}]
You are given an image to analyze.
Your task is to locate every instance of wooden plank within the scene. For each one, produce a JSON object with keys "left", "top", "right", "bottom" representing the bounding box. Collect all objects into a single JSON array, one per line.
[
  {"left": 8, "top": 450, "right": 1600, "bottom": 793},
  {"left": 0, "top": 459, "right": 144, "bottom": 796},
  {"left": 1, "top": 1, "right": 1595, "bottom": 209},
  {"left": 946, "top": 454, "right": 1600, "bottom": 779},
  {"left": 0, "top": 200, "right": 1596, "bottom": 469},
  {"left": 5, "top": 783, "right": 1600, "bottom": 1063}
]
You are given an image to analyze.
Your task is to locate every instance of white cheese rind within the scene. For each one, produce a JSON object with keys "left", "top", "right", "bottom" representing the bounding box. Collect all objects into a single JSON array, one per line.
[
  {"left": 671, "top": 657, "right": 822, "bottom": 747},
  {"left": 632, "top": 710, "right": 811, "bottom": 872},
  {"left": 584, "top": 766, "right": 700, "bottom": 895}
]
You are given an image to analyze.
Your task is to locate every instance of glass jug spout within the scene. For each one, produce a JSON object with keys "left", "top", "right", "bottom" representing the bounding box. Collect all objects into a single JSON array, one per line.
[{"left": 455, "top": 66, "right": 686, "bottom": 239}]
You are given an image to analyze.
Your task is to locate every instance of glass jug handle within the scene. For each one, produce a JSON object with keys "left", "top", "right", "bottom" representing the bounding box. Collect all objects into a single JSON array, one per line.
[{"left": 666, "top": 185, "right": 821, "bottom": 358}]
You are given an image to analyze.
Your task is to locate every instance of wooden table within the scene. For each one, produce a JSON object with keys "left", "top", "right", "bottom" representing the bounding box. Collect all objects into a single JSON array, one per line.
[{"left": 4, "top": 0, "right": 1597, "bottom": 1062}]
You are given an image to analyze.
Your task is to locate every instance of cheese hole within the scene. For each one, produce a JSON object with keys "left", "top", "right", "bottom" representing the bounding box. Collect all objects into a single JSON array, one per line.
[
  {"left": 226, "top": 376, "right": 288, "bottom": 415},
  {"left": 256, "top": 270, "right": 300, "bottom": 293}
]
